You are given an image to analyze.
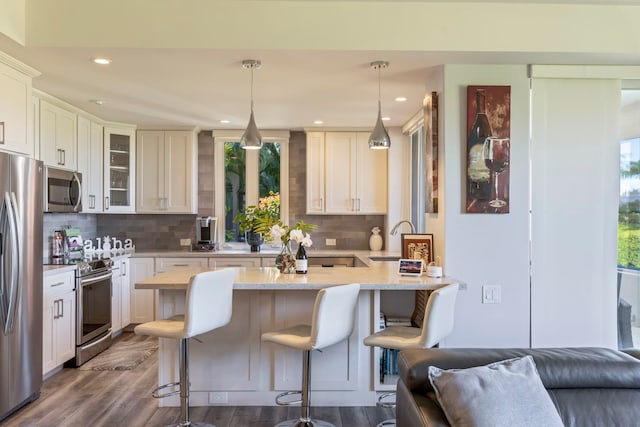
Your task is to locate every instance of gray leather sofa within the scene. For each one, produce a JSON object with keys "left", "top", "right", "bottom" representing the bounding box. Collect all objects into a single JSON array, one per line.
[{"left": 396, "top": 347, "right": 640, "bottom": 427}]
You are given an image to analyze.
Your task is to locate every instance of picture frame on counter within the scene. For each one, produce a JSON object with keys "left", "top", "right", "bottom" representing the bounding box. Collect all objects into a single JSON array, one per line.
[{"left": 401, "top": 233, "right": 434, "bottom": 267}]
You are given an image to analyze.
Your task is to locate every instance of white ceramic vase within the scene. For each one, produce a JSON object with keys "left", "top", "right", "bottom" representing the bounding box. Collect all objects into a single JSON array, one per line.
[{"left": 369, "top": 227, "right": 383, "bottom": 251}]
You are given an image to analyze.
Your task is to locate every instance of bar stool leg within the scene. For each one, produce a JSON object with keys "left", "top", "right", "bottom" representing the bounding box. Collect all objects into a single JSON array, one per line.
[
  {"left": 172, "top": 338, "right": 216, "bottom": 427},
  {"left": 274, "top": 350, "right": 334, "bottom": 427}
]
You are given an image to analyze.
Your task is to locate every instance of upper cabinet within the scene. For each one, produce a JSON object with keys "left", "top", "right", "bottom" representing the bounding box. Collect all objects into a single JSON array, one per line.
[
  {"left": 77, "top": 116, "right": 104, "bottom": 212},
  {"left": 104, "top": 126, "right": 136, "bottom": 213},
  {"left": 40, "top": 100, "right": 77, "bottom": 170},
  {"left": 306, "top": 131, "right": 387, "bottom": 214},
  {"left": 0, "top": 55, "right": 38, "bottom": 157},
  {"left": 136, "top": 130, "right": 197, "bottom": 214}
]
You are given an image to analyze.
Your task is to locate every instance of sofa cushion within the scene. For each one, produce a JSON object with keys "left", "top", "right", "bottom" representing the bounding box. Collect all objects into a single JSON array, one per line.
[
  {"left": 428, "top": 356, "right": 564, "bottom": 427},
  {"left": 399, "top": 347, "right": 640, "bottom": 394}
]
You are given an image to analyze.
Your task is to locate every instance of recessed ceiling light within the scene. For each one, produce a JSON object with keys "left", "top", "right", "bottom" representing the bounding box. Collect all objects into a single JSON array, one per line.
[
  {"left": 395, "top": 97, "right": 407, "bottom": 102},
  {"left": 382, "top": 117, "right": 391, "bottom": 121},
  {"left": 220, "top": 120, "right": 230, "bottom": 124},
  {"left": 90, "top": 99, "right": 106, "bottom": 105},
  {"left": 93, "top": 58, "right": 111, "bottom": 65},
  {"left": 313, "top": 120, "right": 324, "bottom": 125}
]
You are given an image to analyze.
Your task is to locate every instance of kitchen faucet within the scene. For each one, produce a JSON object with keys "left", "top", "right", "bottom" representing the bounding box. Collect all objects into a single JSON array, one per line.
[{"left": 390, "top": 220, "right": 416, "bottom": 235}]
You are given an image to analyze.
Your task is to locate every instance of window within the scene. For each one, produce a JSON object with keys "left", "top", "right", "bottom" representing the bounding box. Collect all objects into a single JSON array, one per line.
[
  {"left": 213, "top": 131, "right": 290, "bottom": 246},
  {"left": 619, "top": 137, "right": 640, "bottom": 269}
]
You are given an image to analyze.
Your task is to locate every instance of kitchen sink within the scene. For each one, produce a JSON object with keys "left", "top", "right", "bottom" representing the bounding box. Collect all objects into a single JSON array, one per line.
[
  {"left": 308, "top": 257, "right": 357, "bottom": 267},
  {"left": 368, "top": 255, "right": 400, "bottom": 261}
]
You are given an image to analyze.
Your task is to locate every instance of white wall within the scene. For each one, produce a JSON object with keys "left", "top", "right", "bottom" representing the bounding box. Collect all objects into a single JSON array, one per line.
[
  {"left": 0, "top": 0, "right": 25, "bottom": 45},
  {"left": 386, "top": 127, "right": 411, "bottom": 253},
  {"left": 530, "top": 78, "right": 619, "bottom": 348},
  {"left": 441, "top": 65, "right": 531, "bottom": 347}
]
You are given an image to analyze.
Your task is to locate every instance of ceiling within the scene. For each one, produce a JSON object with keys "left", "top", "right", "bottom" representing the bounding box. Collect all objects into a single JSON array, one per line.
[{"left": 2, "top": 1, "right": 640, "bottom": 131}]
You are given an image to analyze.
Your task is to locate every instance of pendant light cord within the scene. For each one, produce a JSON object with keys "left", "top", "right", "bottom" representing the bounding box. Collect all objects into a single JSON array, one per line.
[
  {"left": 250, "top": 66, "right": 254, "bottom": 113},
  {"left": 377, "top": 65, "right": 382, "bottom": 112}
]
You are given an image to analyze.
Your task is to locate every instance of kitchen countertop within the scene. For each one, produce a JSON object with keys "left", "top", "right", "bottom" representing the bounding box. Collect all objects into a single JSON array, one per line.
[
  {"left": 135, "top": 264, "right": 460, "bottom": 291},
  {"left": 131, "top": 248, "right": 401, "bottom": 263}
]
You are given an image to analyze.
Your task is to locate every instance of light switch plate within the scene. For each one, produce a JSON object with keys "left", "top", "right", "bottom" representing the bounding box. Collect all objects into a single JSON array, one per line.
[
  {"left": 326, "top": 238, "right": 337, "bottom": 246},
  {"left": 180, "top": 238, "right": 191, "bottom": 246},
  {"left": 0, "top": 122, "right": 4, "bottom": 144},
  {"left": 482, "top": 285, "right": 501, "bottom": 304}
]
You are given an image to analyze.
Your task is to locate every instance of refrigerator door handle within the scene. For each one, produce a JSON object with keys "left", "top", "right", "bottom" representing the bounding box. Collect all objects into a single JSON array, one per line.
[
  {"left": 0, "top": 192, "right": 7, "bottom": 331},
  {"left": 3, "top": 192, "right": 21, "bottom": 334}
]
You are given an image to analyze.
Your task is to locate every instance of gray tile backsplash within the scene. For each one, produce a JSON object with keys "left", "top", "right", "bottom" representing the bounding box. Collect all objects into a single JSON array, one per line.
[
  {"left": 44, "top": 130, "right": 385, "bottom": 255},
  {"left": 43, "top": 213, "right": 97, "bottom": 261}
]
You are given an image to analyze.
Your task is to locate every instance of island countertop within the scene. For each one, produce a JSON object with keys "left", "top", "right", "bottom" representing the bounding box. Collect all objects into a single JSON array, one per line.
[{"left": 135, "top": 265, "right": 461, "bottom": 291}]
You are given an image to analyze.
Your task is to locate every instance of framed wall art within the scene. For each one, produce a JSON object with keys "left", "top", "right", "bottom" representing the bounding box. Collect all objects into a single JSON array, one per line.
[
  {"left": 424, "top": 92, "right": 439, "bottom": 213},
  {"left": 465, "top": 85, "right": 511, "bottom": 214},
  {"left": 401, "top": 233, "right": 434, "bottom": 266}
]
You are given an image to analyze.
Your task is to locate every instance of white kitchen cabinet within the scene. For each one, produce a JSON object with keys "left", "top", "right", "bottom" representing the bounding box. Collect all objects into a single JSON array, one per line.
[
  {"left": 77, "top": 116, "right": 104, "bottom": 212},
  {"left": 130, "top": 257, "right": 155, "bottom": 324},
  {"left": 306, "top": 131, "right": 387, "bottom": 214},
  {"left": 0, "top": 55, "right": 37, "bottom": 157},
  {"left": 111, "top": 257, "right": 131, "bottom": 334},
  {"left": 306, "top": 132, "right": 325, "bottom": 214},
  {"left": 104, "top": 126, "right": 136, "bottom": 213},
  {"left": 156, "top": 257, "right": 208, "bottom": 273},
  {"left": 209, "top": 257, "right": 262, "bottom": 268},
  {"left": 43, "top": 270, "right": 76, "bottom": 376},
  {"left": 39, "top": 100, "right": 77, "bottom": 170},
  {"left": 136, "top": 130, "right": 197, "bottom": 213}
]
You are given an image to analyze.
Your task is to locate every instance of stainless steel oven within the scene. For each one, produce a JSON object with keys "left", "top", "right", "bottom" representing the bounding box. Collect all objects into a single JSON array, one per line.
[{"left": 73, "top": 258, "right": 113, "bottom": 366}]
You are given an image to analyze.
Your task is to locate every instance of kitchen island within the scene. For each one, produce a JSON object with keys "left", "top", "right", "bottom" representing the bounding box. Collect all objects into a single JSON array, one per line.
[{"left": 136, "top": 263, "right": 461, "bottom": 407}]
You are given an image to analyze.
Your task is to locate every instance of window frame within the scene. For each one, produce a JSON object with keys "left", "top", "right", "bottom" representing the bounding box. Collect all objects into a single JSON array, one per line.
[{"left": 212, "top": 130, "right": 290, "bottom": 247}]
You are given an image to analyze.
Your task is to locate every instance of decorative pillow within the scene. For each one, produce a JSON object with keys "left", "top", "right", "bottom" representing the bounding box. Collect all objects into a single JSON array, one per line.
[{"left": 428, "top": 355, "right": 564, "bottom": 427}]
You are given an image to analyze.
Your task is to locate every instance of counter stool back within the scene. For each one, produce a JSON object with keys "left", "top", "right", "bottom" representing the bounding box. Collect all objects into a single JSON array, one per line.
[
  {"left": 261, "top": 283, "right": 361, "bottom": 427},
  {"left": 363, "top": 283, "right": 459, "bottom": 427},
  {"left": 134, "top": 268, "right": 235, "bottom": 427}
]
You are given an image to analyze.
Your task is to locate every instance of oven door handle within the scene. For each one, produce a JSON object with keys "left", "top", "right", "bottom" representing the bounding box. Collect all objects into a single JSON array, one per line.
[{"left": 80, "top": 272, "right": 113, "bottom": 287}]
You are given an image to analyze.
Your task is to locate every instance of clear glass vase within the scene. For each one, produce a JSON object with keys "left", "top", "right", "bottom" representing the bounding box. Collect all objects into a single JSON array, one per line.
[{"left": 275, "top": 241, "right": 296, "bottom": 273}]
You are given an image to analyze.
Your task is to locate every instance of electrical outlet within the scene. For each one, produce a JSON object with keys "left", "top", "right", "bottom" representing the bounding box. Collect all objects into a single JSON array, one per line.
[
  {"left": 326, "top": 238, "right": 337, "bottom": 246},
  {"left": 482, "top": 285, "right": 501, "bottom": 304},
  {"left": 180, "top": 238, "right": 191, "bottom": 246},
  {"left": 209, "top": 392, "right": 228, "bottom": 404}
]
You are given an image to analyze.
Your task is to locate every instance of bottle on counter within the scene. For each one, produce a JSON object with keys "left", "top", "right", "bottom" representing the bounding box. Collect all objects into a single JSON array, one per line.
[{"left": 295, "top": 243, "right": 308, "bottom": 274}]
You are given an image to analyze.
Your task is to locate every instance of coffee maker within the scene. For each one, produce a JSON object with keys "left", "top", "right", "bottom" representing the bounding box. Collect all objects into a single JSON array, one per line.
[{"left": 192, "top": 216, "right": 217, "bottom": 251}]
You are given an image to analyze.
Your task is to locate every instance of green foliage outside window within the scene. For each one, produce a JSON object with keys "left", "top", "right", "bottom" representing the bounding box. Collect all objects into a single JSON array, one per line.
[
  {"left": 619, "top": 139, "right": 640, "bottom": 269},
  {"left": 224, "top": 142, "right": 281, "bottom": 242}
]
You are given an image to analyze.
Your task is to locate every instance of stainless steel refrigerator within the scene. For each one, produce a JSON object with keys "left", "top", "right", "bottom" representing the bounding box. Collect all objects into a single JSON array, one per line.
[{"left": 0, "top": 152, "right": 43, "bottom": 421}]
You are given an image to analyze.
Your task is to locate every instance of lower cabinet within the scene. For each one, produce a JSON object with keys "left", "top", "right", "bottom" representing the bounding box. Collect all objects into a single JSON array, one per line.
[
  {"left": 209, "top": 257, "right": 262, "bottom": 268},
  {"left": 43, "top": 270, "right": 76, "bottom": 376},
  {"left": 156, "top": 257, "right": 208, "bottom": 272},
  {"left": 130, "top": 257, "right": 156, "bottom": 324},
  {"left": 111, "top": 257, "right": 131, "bottom": 335}
]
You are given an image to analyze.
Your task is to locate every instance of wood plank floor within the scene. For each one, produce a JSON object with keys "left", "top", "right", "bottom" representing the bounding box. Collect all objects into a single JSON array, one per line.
[{"left": 2, "top": 333, "right": 394, "bottom": 427}]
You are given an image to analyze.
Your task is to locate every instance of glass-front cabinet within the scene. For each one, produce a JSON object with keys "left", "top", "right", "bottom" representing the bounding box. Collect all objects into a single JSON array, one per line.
[{"left": 104, "top": 126, "right": 136, "bottom": 212}]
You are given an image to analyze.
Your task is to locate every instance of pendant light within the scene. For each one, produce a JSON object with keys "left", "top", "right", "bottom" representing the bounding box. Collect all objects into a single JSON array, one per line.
[
  {"left": 368, "top": 61, "right": 391, "bottom": 150},
  {"left": 240, "top": 59, "right": 262, "bottom": 150}
]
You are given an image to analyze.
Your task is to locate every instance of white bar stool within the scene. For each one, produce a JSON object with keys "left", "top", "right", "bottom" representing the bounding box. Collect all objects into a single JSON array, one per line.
[
  {"left": 364, "top": 283, "right": 459, "bottom": 427},
  {"left": 134, "top": 269, "right": 235, "bottom": 427},
  {"left": 261, "top": 283, "right": 361, "bottom": 427}
]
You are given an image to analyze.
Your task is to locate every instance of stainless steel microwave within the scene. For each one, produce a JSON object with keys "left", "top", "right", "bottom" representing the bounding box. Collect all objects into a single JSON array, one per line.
[{"left": 44, "top": 167, "right": 82, "bottom": 212}]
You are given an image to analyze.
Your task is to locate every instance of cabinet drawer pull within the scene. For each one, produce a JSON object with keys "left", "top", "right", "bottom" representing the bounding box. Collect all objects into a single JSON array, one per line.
[
  {"left": 50, "top": 281, "right": 65, "bottom": 287},
  {"left": 173, "top": 263, "right": 190, "bottom": 267}
]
